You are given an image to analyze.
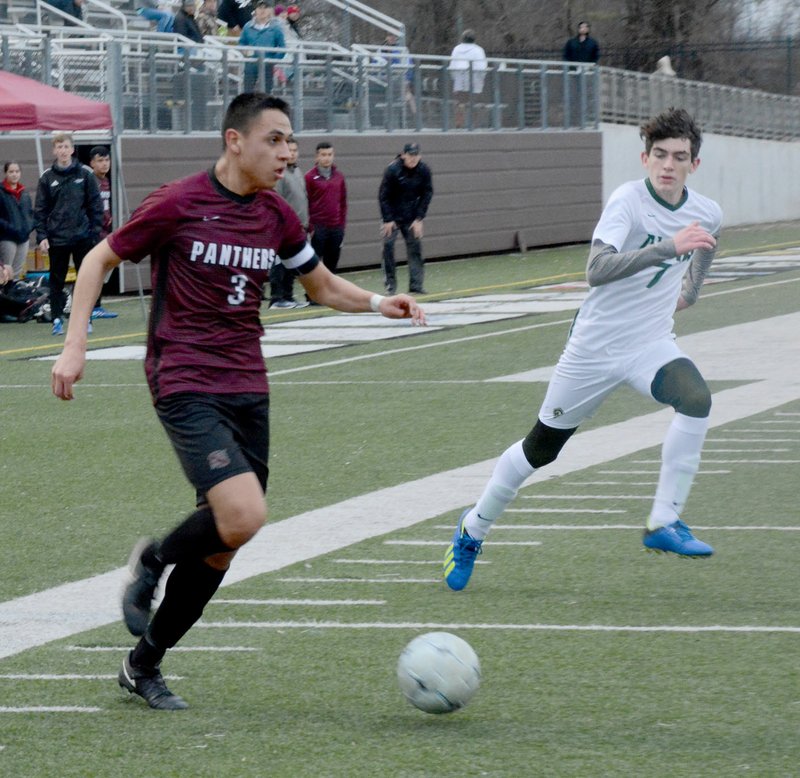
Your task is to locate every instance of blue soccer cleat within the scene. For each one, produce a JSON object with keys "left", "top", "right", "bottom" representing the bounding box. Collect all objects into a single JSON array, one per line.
[
  {"left": 51, "top": 317, "right": 64, "bottom": 336},
  {"left": 643, "top": 520, "right": 714, "bottom": 557},
  {"left": 444, "top": 510, "right": 483, "bottom": 591},
  {"left": 91, "top": 306, "right": 118, "bottom": 319}
]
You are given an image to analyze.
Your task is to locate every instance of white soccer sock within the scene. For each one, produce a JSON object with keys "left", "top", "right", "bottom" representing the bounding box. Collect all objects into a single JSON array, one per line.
[
  {"left": 647, "top": 413, "right": 709, "bottom": 530},
  {"left": 464, "top": 440, "right": 535, "bottom": 540}
]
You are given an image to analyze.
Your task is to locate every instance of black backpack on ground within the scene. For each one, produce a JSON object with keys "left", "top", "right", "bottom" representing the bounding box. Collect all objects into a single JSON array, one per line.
[{"left": 0, "top": 278, "right": 50, "bottom": 323}]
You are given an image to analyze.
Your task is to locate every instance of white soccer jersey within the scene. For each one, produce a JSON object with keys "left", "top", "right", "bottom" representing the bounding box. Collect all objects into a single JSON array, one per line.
[{"left": 567, "top": 178, "right": 722, "bottom": 357}]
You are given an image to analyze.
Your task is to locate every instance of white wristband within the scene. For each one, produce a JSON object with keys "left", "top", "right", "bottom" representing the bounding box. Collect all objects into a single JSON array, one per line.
[{"left": 369, "top": 294, "right": 385, "bottom": 313}]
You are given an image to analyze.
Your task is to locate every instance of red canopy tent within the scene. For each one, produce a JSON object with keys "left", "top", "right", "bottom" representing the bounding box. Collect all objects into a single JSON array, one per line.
[
  {"left": 0, "top": 71, "right": 146, "bottom": 310},
  {"left": 0, "top": 69, "right": 113, "bottom": 132}
]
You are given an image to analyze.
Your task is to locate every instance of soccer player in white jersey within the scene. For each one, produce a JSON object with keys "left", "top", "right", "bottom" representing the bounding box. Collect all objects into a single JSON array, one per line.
[{"left": 445, "top": 107, "right": 722, "bottom": 591}]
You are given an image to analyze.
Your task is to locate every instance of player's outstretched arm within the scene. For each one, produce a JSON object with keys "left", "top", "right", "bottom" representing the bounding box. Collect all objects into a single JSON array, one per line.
[
  {"left": 299, "top": 262, "right": 426, "bottom": 325},
  {"left": 52, "top": 240, "right": 122, "bottom": 401}
]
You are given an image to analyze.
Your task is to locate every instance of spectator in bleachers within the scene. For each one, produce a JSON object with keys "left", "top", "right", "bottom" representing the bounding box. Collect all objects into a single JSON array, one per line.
[
  {"left": 50, "top": 0, "right": 84, "bottom": 25},
  {"left": 136, "top": 0, "right": 175, "bottom": 33},
  {"left": 0, "top": 161, "right": 33, "bottom": 282},
  {"left": 218, "top": 0, "right": 253, "bottom": 36},
  {"left": 563, "top": 20, "right": 600, "bottom": 63},
  {"left": 286, "top": 4, "right": 301, "bottom": 38},
  {"left": 448, "top": 29, "right": 487, "bottom": 128},
  {"left": 378, "top": 32, "right": 416, "bottom": 118},
  {"left": 281, "top": 4, "right": 303, "bottom": 81},
  {"left": 195, "top": 0, "right": 221, "bottom": 37},
  {"left": 239, "top": 1, "right": 285, "bottom": 93},
  {"left": 173, "top": 0, "right": 205, "bottom": 44},
  {"left": 655, "top": 55, "right": 677, "bottom": 77}
]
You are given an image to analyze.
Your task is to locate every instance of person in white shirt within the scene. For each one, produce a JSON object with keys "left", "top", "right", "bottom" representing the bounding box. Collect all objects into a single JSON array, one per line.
[
  {"left": 448, "top": 29, "right": 487, "bottom": 128},
  {"left": 444, "top": 108, "right": 723, "bottom": 592}
]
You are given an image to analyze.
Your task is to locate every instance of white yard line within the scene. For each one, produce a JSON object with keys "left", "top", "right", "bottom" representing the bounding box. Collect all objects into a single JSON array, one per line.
[
  {"left": 211, "top": 598, "right": 386, "bottom": 606},
  {"left": 194, "top": 620, "right": 800, "bottom": 635}
]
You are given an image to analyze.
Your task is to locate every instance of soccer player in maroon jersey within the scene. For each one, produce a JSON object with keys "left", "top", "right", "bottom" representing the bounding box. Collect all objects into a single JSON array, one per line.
[{"left": 51, "top": 93, "right": 425, "bottom": 710}]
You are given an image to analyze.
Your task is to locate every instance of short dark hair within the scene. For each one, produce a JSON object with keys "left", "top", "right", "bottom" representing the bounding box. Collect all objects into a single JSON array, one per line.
[
  {"left": 640, "top": 107, "right": 703, "bottom": 160},
  {"left": 221, "top": 93, "right": 290, "bottom": 146},
  {"left": 462, "top": 29, "right": 476, "bottom": 44},
  {"left": 315, "top": 141, "right": 333, "bottom": 151},
  {"left": 89, "top": 146, "right": 110, "bottom": 160}
]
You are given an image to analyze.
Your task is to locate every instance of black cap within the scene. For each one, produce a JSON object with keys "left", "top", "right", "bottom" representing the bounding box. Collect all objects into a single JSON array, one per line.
[{"left": 402, "top": 142, "right": 420, "bottom": 155}]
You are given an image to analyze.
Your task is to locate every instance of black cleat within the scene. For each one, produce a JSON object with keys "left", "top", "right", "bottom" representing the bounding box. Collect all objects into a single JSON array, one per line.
[
  {"left": 118, "top": 653, "right": 188, "bottom": 710},
  {"left": 121, "top": 538, "right": 164, "bottom": 637}
]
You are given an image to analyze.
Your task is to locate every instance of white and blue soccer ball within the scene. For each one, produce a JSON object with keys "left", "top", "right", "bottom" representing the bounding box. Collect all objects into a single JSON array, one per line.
[{"left": 396, "top": 631, "right": 481, "bottom": 714}]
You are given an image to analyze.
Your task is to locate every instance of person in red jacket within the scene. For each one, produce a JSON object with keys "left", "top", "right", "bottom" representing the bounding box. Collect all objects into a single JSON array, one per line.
[{"left": 305, "top": 142, "right": 347, "bottom": 280}]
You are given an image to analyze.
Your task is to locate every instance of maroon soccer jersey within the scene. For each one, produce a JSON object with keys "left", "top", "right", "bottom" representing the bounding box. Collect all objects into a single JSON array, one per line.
[{"left": 108, "top": 169, "right": 317, "bottom": 401}]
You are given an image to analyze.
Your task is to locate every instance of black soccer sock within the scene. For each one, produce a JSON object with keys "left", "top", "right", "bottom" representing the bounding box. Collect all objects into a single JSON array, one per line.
[
  {"left": 145, "top": 558, "right": 227, "bottom": 653},
  {"left": 154, "top": 506, "right": 232, "bottom": 566},
  {"left": 130, "top": 633, "right": 166, "bottom": 670}
]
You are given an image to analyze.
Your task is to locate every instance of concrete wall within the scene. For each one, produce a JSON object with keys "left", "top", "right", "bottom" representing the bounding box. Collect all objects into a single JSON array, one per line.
[
  {"left": 601, "top": 122, "right": 800, "bottom": 227},
  {"left": 117, "top": 131, "right": 602, "bottom": 270}
]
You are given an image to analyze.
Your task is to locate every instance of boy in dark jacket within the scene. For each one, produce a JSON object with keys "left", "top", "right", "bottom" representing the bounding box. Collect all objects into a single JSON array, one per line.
[
  {"left": 378, "top": 142, "right": 433, "bottom": 294},
  {"left": 34, "top": 133, "right": 103, "bottom": 335}
]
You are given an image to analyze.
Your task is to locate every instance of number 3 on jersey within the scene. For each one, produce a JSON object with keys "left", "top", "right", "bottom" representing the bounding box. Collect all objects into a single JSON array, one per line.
[{"left": 227, "top": 273, "right": 248, "bottom": 305}]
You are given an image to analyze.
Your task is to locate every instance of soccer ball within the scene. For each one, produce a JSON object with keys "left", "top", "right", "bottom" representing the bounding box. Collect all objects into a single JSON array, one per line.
[{"left": 396, "top": 632, "right": 481, "bottom": 714}]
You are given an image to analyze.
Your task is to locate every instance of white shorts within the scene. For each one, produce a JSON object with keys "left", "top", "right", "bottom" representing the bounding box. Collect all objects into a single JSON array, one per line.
[{"left": 538, "top": 337, "right": 687, "bottom": 430}]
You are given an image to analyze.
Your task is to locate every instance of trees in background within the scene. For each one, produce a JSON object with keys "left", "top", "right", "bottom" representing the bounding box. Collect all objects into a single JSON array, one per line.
[{"left": 301, "top": 0, "right": 800, "bottom": 94}]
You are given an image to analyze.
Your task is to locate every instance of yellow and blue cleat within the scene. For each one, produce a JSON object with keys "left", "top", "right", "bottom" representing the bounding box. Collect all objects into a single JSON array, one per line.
[
  {"left": 444, "top": 509, "right": 483, "bottom": 591},
  {"left": 643, "top": 520, "right": 713, "bottom": 557}
]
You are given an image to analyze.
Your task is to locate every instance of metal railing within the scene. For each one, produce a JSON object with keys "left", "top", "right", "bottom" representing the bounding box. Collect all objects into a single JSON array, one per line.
[
  {"left": 600, "top": 67, "right": 800, "bottom": 141},
  {"left": 2, "top": 25, "right": 799, "bottom": 141}
]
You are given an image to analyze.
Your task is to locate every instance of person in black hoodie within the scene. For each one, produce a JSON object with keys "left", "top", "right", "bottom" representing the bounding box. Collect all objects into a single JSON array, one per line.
[
  {"left": 34, "top": 133, "right": 103, "bottom": 336},
  {"left": 173, "top": 0, "right": 205, "bottom": 43},
  {"left": 378, "top": 142, "right": 433, "bottom": 295},
  {"left": 0, "top": 161, "right": 34, "bottom": 281}
]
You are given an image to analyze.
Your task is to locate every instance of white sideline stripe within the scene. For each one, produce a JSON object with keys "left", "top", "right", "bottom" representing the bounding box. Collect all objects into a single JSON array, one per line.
[
  {"left": 633, "top": 451, "right": 800, "bottom": 465},
  {"left": 724, "top": 429, "right": 800, "bottom": 433},
  {"left": 384, "top": 540, "right": 541, "bottom": 546},
  {"left": 333, "top": 559, "right": 490, "bottom": 566},
  {"left": 701, "top": 448, "right": 791, "bottom": 452},
  {"left": 435, "top": 524, "right": 800, "bottom": 531},
  {"left": 568, "top": 480, "right": 658, "bottom": 485},
  {"left": 277, "top": 577, "right": 440, "bottom": 584},
  {"left": 518, "top": 494, "right": 650, "bottom": 500},
  {"left": 0, "top": 673, "right": 182, "bottom": 681},
  {"left": 193, "top": 620, "right": 800, "bottom": 634},
  {"left": 2, "top": 312, "right": 800, "bottom": 659},
  {"left": 597, "top": 469, "right": 730, "bottom": 474},
  {"left": 211, "top": 598, "right": 386, "bottom": 606},
  {"left": 0, "top": 706, "right": 102, "bottom": 713},
  {"left": 505, "top": 508, "right": 627, "bottom": 514},
  {"left": 706, "top": 438, "right": 799, "bottom": 443},
  {"left": 65, "top": 645, "right": 257, "bottom": 653}
]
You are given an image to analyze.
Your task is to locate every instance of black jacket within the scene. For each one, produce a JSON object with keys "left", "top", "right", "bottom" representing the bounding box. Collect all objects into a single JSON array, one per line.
[
  {"left": 563, "top": 35, "right": 600, "bottom": 63},
  {"left": 0, "top": 185, "right": 33, "bottom": 244},
  {"left": 378, "top": 158, "right": 433, "bottom": 225},
  {"left": 174, "top": 9, "right": 204, "bottom": 43},
  {"left": 34, "top": 159, "right": 103, "bottom": 246},
  {"left": 217, "top": 0, "right": 253, "bottom": 30}
]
